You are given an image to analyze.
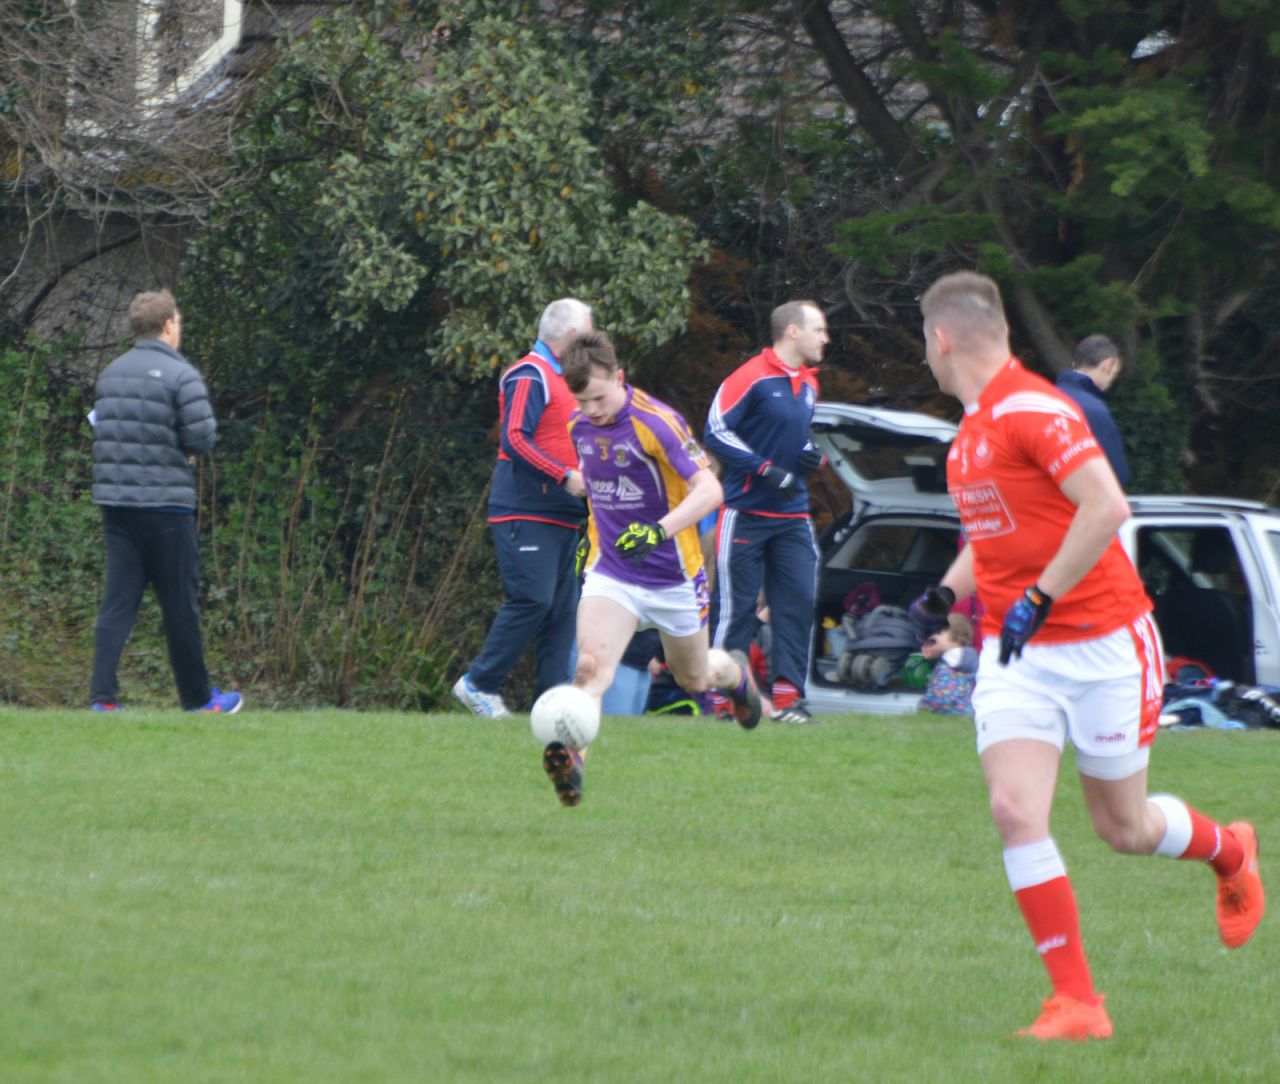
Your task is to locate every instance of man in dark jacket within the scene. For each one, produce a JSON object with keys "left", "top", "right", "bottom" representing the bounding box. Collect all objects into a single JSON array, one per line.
[
  {"left": 451, "top": 298, "right": 592, "bottom": 717},
  {"left": 1055, "top": 335, "right": 1130, "bottom": 488},
  {"left": 89, "top": 289, "right": 242, "bottom": 714},
  {"left": 704, "top": 300, "right": 827, "bottom": 724}
]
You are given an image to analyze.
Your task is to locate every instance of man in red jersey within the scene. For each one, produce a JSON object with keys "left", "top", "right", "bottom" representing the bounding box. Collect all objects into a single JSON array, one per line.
[
  {"left": 452, "top": 299, "right": 591, "bottom": 717},
  {"left": 910, "top": 271, "right": 1263, "bottom": 1041}
]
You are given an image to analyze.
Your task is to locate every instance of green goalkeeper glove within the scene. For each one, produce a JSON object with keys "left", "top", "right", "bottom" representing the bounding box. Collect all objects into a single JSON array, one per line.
[{"left": 615, "top": 522, "right": 667, "bottom": 562}]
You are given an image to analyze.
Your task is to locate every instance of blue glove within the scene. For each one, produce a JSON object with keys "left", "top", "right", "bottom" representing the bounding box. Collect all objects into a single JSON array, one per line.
[
  {"left": 615, "top": 522, "right": 667, "bottom": 561},
  {"left": 908, "top": 585, "right": 955, "bottom": 643},
  {"left": 796, "top": 445, "right": 825, "bottom": 476},
  {"left": 758, "top": 464, "right": 798, "bottom": 495},
  {"left": 999, "top": 586, "right": 1054, "bottom": 665}
]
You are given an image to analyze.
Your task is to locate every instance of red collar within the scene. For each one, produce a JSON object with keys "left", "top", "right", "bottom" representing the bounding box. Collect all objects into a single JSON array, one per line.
[{"left": 762, "top": 347, "right": 816, "bottom": 389}]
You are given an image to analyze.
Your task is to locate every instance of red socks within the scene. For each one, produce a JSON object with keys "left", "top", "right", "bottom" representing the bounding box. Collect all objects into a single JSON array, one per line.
[
  {"left": 772, "top": 679, "right": 799, "bottom": 710},
  {"left": 1149, "top": 794, "right": 1245, "bottom": 876},
  {"left": 1005, "top": 839, "right": 1096, "bottom": 1003},
  {"left": 1014, "top": 876, "right": 1096, "bottom": 1003},
  {"left": 1184, "top": 807, "right": 1244, "bottom": 876}
]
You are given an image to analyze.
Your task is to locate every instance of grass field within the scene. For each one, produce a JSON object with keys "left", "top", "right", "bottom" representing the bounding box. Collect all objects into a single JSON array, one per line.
[{"left": 0, "top": 707, "right": 1276, "bottom": 1083}]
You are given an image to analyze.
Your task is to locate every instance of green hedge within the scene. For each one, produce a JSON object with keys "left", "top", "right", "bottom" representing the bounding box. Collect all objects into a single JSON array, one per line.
[{"left": 0, "top": 338, "right": 511, "bottom": 710}]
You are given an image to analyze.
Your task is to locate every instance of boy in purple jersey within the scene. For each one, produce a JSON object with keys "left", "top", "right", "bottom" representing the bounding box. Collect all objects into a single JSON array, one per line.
[{"left": 539, "top": 330, "right": 763, "bottom": 807}]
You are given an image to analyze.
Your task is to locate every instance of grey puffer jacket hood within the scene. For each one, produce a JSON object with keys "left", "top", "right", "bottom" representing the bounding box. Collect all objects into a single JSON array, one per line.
[{"left": 91, "top": 339, "right": 217, "bottom": 509}]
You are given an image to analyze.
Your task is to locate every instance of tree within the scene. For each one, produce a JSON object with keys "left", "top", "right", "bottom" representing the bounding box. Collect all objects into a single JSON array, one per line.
[
  {"left": 189, "top": 5, "right": 704, "bottom": 388},
  {"left": 558, "top": 1, "right": 1280, "bottom": 494},
  {"left": 795, "top": 1, "right": 1280, "bottom": 491},
  {"left": 172, "top": 4, "right": 712, "bottom": 705}
]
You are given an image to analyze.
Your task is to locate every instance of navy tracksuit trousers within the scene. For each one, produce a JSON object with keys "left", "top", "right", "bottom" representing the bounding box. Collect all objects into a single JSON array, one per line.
[
  {"left": 709, "top": 508, "right": 818, "bottom": 694},
  {"left": 468, "top": 519, "right": 580, "bottom": 699}
]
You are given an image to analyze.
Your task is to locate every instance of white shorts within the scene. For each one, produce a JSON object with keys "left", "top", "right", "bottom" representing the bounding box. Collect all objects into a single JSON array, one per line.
[
  {"left": 972, "top": 613, "right": 1164, "bottom": 780},
  {"left": 581, "top": 570, "right": 708, "bottom": 638}
]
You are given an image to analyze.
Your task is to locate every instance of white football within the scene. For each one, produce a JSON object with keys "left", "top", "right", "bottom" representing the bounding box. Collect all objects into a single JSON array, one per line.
[{"left": 530, "top": 684, "right": 600, "bottom": 751}]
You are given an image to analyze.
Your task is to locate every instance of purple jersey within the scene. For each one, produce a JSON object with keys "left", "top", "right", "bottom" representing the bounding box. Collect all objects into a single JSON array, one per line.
[{"left": 569, "top": 386, "right": 711, "bottom": 588}]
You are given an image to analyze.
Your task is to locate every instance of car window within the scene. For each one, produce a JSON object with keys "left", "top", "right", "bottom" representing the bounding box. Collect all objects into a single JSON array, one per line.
[
  {"left": 1139, "top": 523, "right": 1253, "bottom": 682},
  {"left": 1136, "top": 526, "right": 1246, "bottom": 595},
  {"left": 827, "top": 522, "right": 959, "bottom": 574},
  {"left": 821, "top": 428, "right": 950, "bottom": 491}
]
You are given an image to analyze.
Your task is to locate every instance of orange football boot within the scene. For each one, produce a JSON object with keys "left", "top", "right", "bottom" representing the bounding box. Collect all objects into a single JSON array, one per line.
[
  {"left": 1217, "top": 821, "right": 1264, "bottom": 948},
  {"left": 1016, "top": 994, "right": 1113, "bottom": 1041}
]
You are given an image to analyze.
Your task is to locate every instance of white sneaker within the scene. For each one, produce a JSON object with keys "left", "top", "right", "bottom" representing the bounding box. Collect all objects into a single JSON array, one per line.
[{"left": 451, "top": 674, "right": 512, "bottom": 718}]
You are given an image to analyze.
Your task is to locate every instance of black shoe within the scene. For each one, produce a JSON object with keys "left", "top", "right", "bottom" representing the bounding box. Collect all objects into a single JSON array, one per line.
[
  {"left": 771, "top": 702, "right": 817, "bottom": 724},
  {"left": 726, "top": 650, "right": 763, "bottom": 729},
  {"left": 543, "top": 742, "right": 584, "bottom": 807}
]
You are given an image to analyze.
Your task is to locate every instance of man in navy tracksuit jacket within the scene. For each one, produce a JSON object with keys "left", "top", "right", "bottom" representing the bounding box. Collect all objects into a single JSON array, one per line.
[
  {"left": 704, "top": 300, "right": 828, "bottom": 723},
  {"left": 452, "top": 299, "right": 592, "bottom": 717},
  {"left": 1055, "top": 334, "right": 1130, "bottom": 488}
]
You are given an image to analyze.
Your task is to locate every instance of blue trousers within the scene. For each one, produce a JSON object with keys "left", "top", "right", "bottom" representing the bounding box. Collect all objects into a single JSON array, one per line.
[
  {"left": 709, "top": 509, "right": 818, "bottom": 694},
  {"left": 468, "top": 519, "right": 580, "bottom": 699}
]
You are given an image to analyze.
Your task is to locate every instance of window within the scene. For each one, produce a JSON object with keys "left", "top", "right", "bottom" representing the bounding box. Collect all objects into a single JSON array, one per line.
[
  {"left": 1139, "top": 524, "right": 1253, "bottom": 683},
  {"left": 826, "top": 522, "right": 959, "bottom": 575},
  {"left": 67, "top": 0, "right": 244, "bottom": 133},
  {"left": 136, "top": 0, "right": 243, "bottom": 109}
]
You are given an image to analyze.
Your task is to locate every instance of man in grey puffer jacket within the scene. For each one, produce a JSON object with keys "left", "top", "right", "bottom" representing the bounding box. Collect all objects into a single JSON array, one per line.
[{"left": 89, "top": 288, "right": 242, "bottom": 713}]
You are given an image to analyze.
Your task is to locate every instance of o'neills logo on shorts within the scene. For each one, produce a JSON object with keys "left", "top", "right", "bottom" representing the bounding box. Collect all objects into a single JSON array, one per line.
[{"left": 1095, "top": 731, "right": 1126, "bottom": 743}]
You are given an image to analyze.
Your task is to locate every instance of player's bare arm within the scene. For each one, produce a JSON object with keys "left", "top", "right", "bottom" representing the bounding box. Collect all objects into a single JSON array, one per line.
[
  {"left": 655, "top": 467, "right": 723, "bottom": 540},
  {"left": 1034, "top": 457, "right": 1130, "bottom": 600},
  {"left": 940, "top": 543, "right": 977, "bottom": 601}
]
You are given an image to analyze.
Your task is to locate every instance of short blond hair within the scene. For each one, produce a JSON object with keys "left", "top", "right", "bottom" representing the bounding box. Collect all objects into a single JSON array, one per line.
[
  {"left": 129, "top": 289, "right": 178, "bottom": 338},
  {"left": 919, "top": 272, "right": 1007, "bottom": 353}
]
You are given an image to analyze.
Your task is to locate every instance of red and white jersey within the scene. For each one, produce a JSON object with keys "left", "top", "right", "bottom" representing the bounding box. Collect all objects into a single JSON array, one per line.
[{"left": 949, "top": 357, "right": 1150, "bottom": 643}]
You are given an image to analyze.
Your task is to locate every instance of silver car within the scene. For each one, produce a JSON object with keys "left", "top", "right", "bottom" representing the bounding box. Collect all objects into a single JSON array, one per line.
[{"left": 805, "top": 403, "right": 1280, "bottom": 715}]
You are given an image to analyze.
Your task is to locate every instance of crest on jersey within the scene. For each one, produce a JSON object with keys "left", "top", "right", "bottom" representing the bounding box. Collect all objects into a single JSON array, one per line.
[{"left": 1043, "top": 417, "right": 1075, "bottom": 448}]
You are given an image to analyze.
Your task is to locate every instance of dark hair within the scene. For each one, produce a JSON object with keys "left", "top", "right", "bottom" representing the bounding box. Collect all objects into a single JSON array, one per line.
[
  {"left": 129, "top": 289, "right": 178, "bottom": 338},
  {"left": 560, "top": 329, "right": 617, "bottom": 393},
  {"left": 770, "top": 300, "right": 821, "bottom": 344},
  {"left": 1073, "top": 334, "right": 1119, "bottom": 370}
]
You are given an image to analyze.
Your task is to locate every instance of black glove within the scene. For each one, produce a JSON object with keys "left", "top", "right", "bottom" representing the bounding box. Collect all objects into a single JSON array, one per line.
[
  {"left": 999, "top": 585, "right": 1054, "bottom": 665},
  {"left": 574, "top": 535, "right": 590, "bottom": 577},
  {"left": 615, "top": 522, "right": 667, "bottom": 562},
  {"left": 758, "top": 464, "right": 798, "bottom": 495},
  {"left": 797, "top": 445, "right": 825, "bottom": 476},
  {"left": 908, "top": 585, "right": 956, "bottom": 643}
]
